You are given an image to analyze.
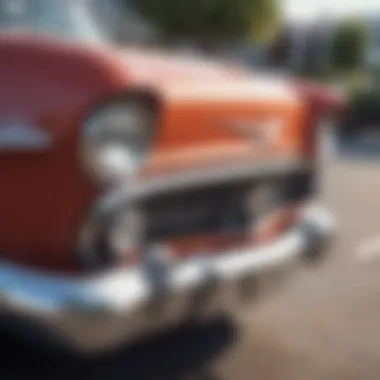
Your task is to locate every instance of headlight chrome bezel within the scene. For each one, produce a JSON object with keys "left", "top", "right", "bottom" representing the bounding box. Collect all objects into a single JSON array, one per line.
[{"left": 82, "top": 96, "right": 157, "bottom": 184}]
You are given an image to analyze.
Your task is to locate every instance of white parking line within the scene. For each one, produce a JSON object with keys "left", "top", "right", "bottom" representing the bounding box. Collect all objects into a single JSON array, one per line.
[{"left": 356, "top": 236, "right": 380, "bottom": 261}]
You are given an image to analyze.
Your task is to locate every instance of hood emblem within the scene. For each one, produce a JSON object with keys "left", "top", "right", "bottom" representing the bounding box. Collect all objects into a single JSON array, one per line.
[
  {"left": 0, "top": 123, "right": 51, "bottom": 151},
  {"left": 221, "top": 117, "right": 283, "bottom": 146}
]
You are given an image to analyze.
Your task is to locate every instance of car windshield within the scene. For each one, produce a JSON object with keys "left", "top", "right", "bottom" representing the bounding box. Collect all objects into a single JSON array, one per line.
[{"left": 0, "top": 0, "right": 107, "bottom": 42}]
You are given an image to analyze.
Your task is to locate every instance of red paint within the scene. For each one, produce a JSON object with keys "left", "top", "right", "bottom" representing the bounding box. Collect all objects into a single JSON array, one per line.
[{"left": 0, "top": 34, "right": 329, "bottom": 273}]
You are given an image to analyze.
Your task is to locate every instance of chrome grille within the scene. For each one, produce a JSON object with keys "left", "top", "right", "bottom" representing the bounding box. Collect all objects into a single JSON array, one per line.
[{"left": 140, "top": 171, "right": 313, "bottom": 242}]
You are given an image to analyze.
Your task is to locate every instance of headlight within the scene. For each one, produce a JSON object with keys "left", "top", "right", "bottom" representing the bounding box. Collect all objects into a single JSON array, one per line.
[{"left": 83, "top": 100, "right": 155, "bottom": 183}]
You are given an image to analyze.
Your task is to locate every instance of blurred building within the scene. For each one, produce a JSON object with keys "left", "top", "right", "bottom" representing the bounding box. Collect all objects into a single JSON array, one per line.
[
  {"left": 366, "top": 17, "right": 380, "bottom": 70},
  {"left": 264, "top": 19, "right": 333, "bottom": 72},
  {"left": 284, "top": 0, "right": 380, "bottom": 71}
]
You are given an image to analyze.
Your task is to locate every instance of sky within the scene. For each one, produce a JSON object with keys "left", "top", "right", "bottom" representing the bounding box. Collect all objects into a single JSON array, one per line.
[{"left": 283, "top": 0, "right": 380, "bottom": 22}]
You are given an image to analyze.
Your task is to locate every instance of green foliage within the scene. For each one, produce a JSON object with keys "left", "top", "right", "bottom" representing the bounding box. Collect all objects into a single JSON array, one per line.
[
  {"left": 125, "top": 0, "right": 280, "bottom": 43},
  {"left": 330, "top": 19, "right": 369, "bottom": 72}
]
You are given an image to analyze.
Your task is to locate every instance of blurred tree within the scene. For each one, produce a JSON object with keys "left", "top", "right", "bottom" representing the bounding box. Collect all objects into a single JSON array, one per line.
[
  {"left": 122, "top": 0, "right": 280, "bottom": 45},
  {"left": 330, "top": 19, "right": 370, "bottom": 72}
]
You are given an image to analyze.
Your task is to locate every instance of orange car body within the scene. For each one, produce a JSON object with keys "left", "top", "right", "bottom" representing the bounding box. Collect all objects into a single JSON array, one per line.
[{"left": 0, "top": 34, "right": 314, "bottom": 272}]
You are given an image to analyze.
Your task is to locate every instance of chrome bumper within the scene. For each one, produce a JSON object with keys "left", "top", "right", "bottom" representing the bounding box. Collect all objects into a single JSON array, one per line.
[{"left": 0, "top": 205, "right": 334, "bottom": 353}]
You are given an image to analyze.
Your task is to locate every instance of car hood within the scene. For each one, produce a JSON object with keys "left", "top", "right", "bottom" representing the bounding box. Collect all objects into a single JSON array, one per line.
[
  {"left": 105, "top": 48, "right": 306, "bottom": 175},
  {"left": 115, "top": 47, "right": 300, "bottom": 104},
  {"left": 118, "top": 47, "right": 251, "bottom": 83}
]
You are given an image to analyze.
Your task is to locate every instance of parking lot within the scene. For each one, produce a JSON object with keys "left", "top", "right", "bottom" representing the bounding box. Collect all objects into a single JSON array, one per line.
[{"left": 2, "top": 146, "right": 380, "bottom": 380}]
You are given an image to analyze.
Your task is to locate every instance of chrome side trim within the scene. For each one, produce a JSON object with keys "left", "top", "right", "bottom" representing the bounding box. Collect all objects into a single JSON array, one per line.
[{"left": 0, "top": 125, "right": 51, "bottom": 151}]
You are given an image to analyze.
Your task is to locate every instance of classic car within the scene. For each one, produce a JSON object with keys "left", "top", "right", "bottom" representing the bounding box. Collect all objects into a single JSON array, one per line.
[{"left": 0, "top": 0, "right": 336, "bottom": 353}]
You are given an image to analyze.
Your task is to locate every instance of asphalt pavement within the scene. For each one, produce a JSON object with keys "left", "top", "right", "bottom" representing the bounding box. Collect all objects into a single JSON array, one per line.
[{"left": 2, "top": 147, "right": 380, "bottom": 380}]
